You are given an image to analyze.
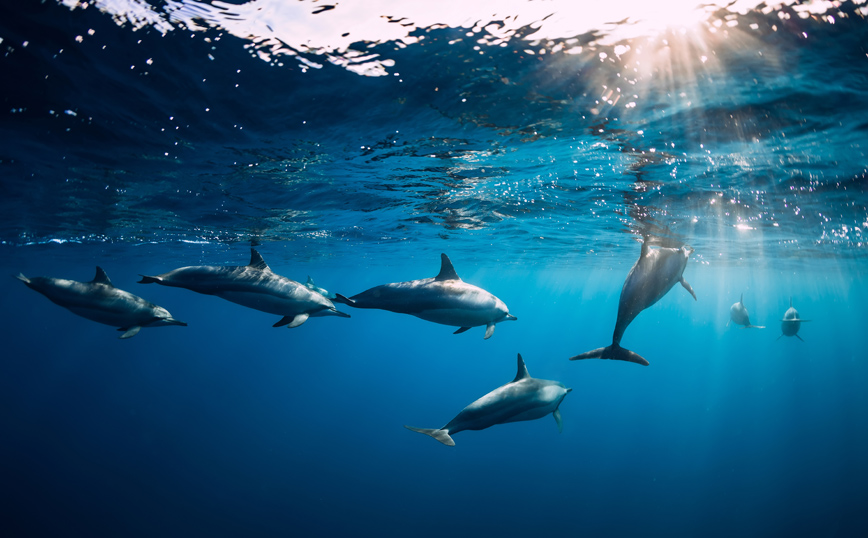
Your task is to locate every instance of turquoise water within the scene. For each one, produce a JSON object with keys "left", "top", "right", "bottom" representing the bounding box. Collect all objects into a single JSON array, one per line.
[{"left": 1, "top": 1, "right": 867, "bottom": 536}]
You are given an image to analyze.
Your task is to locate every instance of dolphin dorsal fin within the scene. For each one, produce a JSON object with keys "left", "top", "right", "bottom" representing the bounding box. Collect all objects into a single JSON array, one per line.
[
  {"left": 740, "top": 293, "right": 744, "bottom": 305},
  {"left": 640, "top": 236, "right": 649, "bottom": 258},
  {"left": 435, "top": 253, "right": 461, "bottom": 281},
  {"left": 306, "top": 276, "right": 314, "bottom": 285},
  {"left": 92, "top": 266, "right": 113, "bottom": 286},
  {"left": 248, "top": 249, "right": 270, "bottom": 272},
  {"left": 789, "top": 297, "right": 793, "bottom": 308},
  {"left": 513, "top": 353, "right": 531, "bottom": 382}
]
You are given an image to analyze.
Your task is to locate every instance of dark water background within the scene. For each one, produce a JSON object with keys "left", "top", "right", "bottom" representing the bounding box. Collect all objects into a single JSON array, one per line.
[{"left": 1, "top": 1, "right": 867, "bottom": 536}]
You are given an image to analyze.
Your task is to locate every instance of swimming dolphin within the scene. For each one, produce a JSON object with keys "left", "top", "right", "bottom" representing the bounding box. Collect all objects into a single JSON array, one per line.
[
  {"left": 16, "top": 267, "right": 187, "bottom": 338},
  {"left": 569, "top": 240, "right": 696, "bottom": 366},
  {"left": 333, "top": 253, "right": 516, "bottom": 339},
  {"left": 138, "top": 248, "right": 349, "bottom": 328},
  {"left": 405, "top": 353, "right": 571, "bottom": 446},
  {"left": 778, "top": 297, "right": 810, "bottom": 341},
  {"left": 728, "top": 293, "right": 764, "bottom": 329},
  {"left": 304, "top": 276, "right": 335, "bottom": 299}
]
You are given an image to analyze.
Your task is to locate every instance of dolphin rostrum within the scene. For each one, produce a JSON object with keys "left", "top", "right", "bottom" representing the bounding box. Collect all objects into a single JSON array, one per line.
[
  {"left": 405, "top": 354, "right": 571, "bottom": 446},
  {"left": 569, "top": 239, "right": 696, "bottom": 366},
  {"left": 778, "top": 297, "right": 810, "bottom": 341},
  {"left": 728, "top": 293, "right": 764, "bottom": 329},
  {"left": 16, "top": 267, "right": 186, "bottom": 339},
  {"left": 333, "top": 253, "right": 516, "bottom": 339},
  {"left": 138, "top": 248, "right": 349, "bottom": 328}
]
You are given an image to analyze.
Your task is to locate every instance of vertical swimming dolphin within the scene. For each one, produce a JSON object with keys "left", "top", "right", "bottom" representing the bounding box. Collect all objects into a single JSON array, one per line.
[
  {"left": 16, "top": 267, "right": 186, "bottom": 338},
  {"left": 138, "top": 248, "right": 349, "bottom": 328},
  {"left": 333, "top": 253, "right": 516, "bottom": 339},
  {"left": 569, "top": 240, "right": 696, "bottom": 366},
  {"left": 405, "top": 354, "right": 571, "bottom": 446},
  {"left": 728, "top": 293, "right": 764, "bottom": 329},
  {"left": 778, "top": 297, "right": 810, "bottom": 341}
]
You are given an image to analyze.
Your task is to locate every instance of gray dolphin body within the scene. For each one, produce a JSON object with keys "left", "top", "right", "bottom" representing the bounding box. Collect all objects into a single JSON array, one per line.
[
  {"left": 16, "top": 267, "right": 186, "bottom": 338},
  {"left": 139, "top": 249, "right": 349, "bottom": 328},
  {"left": 778, "top": 297, "right": 810, "bottom": 341},
  {"left": 304, "top": 276, "right": 336, "bottom": 299},
  {"left": 405, "top": 354, "right": 571, "bottom": 446},
  {"left": 333, "top": 253, "right": 516, "bottom": 339},
  {"left": 728, "top": 293, "right": 764, "bottom": 329},
  {"left": 570, "top": 241, "right": 696, "bottom": 366}
]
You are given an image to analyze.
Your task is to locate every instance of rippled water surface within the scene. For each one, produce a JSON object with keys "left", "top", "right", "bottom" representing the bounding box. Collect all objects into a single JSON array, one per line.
[{"left": 1, "top": 1, "right": 868, "bottom": 537}]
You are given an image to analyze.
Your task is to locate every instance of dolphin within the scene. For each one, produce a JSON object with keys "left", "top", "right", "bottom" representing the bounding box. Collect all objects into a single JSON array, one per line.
[
  {"left": 405, "top": 354, "right": 571, "bottom": 446},
  {"left": 16, "top": 267, "right": 186, "bottom": 338},
  {"left": 778, "top": 297, "right": 810, "bottom": 341},
  {"left": 138, "top": 248, "right": 349, "bottom": 328},
  {"left": 333, "top": 253, "right": 516, "bottom": 339},
  {"left": 304, "top": 276, "right": 336, "bottom": 299},
  {"left": 569, "top": 240, "right": 696, "bottom": 366},
  {"left": 728, "top": 293, "right": 764, "bottom": 329}
]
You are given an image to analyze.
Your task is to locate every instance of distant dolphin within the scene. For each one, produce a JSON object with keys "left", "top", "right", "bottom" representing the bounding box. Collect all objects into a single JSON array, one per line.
[
  {"left": 569, "top": 240, "right": 696, "bottom": 366},
  {"left": 778, "top": 297, "right": 810, "bottom": 341},
  {"left": 405, "top": 354, "right": 571, "bottom": 446},
  {"left": 16, "top": 267, "right": 186, "bottom": 339},
  {"left": 728, "top": 293, "right": 764, "bottom": 329},
  {"left": 304, "top": 276, "right": 335, "bottom": 299},
  {"left": 333, "top": 253, "right": 516, "bottom": 339},
  {"left": 139, "top": 248, "right": 349, "bottom": 328}
]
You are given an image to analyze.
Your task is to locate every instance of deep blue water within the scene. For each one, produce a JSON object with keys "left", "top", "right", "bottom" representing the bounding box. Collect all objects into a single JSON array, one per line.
[{"left": 2, "top": 1, "right": 868, "bottom": 536}]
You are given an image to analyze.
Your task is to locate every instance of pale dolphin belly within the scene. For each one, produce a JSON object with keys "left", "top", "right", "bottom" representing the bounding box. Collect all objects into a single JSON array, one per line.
[{"left": 216, "top": 289, "right": 325, "bottom": 316}]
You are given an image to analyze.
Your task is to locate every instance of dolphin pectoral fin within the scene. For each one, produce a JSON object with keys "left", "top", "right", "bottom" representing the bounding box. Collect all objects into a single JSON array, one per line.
[
  {"left": 453, "top": 326, "right": 471, "bottom": 334},
  {"left": 746, "top": 324, "right": 765, "bottom": 329},
  {"left": 404, "top": 425, "right": 455, "bottom": 446},
  {"left": 330, "top": 308, "right": 351, "bottom": 319},
  {"left": 553, "top": 409, "right": 564, "bottom": 433},
  {"left": 15, "top": 273, "right": 30, "bottom": 284},
  {"left": 333, "top": 293, "right": 355, "bottom": 306},
  {"left": 286, "top": 313, "right": 309, "bottom": 328},
  {"left": 118, "top": 326, "right": 142, "bottom": 339},
  {"left": 273, "top": 316, "right": 293, "bottom": 327},
  {"left": 483, "top": 323, "right": 495, "bottom": 339},
  {"left": 796, "top": 334, "right": 804, "bottom": 342},
  {"left": 570, "top": 344, "right": 649, "bottom": 366},
  {"left": 776, "top": 333, "right": 784, "bottom": 341},
  {"left": 138, "top": 275, "right": 161, "bottom": 284},
  {"left": 680, "top": 278, "right": 697, "bottom": 300}
]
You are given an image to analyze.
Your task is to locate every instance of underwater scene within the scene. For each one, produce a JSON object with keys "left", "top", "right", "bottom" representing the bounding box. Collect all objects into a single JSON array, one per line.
[{"left": 2, "top": 0, "right": 867, "bottom": 536}]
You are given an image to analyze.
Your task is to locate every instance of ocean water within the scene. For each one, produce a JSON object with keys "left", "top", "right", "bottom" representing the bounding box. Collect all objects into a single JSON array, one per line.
[{"left": 1, "top": 1, "right": 867, "bottom": 536}]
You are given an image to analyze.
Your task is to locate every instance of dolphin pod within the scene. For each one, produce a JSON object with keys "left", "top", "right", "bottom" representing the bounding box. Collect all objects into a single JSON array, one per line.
[
  {"left": 333, "top": 253, "right": 516, "bottom": 339},
  {"left": 17, "top": 244, "right": 809, "bottom": 447},
  {"left": 16, "top": 267, "right": 186, "bottom": 338},
  {"left": 405, "top": 354, "right": 571, "bottom": 446},
  {"left": 569, "top": 240, "right": 696, "bottom": 366},
  {"left": 139, "top": 248, "right": 349, "bottom": 328}
]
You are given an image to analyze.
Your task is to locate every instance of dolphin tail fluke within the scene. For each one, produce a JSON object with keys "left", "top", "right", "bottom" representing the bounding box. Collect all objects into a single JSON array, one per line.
[
  {"left": 332, "top": 293, "right": 355, "bottom": 306},
  {"left": 569, "top": 344, "right": 649, "bottom": 366},
  {"left": 138, "top": 275, "right": 161, "bottom": 284},
  {"left": 404, "top": 425, "right": 455, "bottom": 446}
]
